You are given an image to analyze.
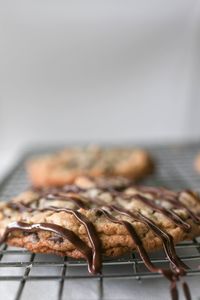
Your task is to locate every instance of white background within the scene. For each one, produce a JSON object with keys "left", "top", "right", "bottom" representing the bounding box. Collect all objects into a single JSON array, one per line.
[{"left": 0, "top": 0, "right": 200, "bottom": 173}]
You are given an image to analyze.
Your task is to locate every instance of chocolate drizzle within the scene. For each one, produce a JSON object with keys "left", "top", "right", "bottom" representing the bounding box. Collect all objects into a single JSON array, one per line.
[
  {"left": 45, "top": 193, "right": 87, "bottom": 209},
  {"left": 132, "top": 194, "right": 191, "bottom": 231},
  {"left": 109, "top": 205, "right": 187, "bottom": 272},
  {"left": 0, "top": 221, "right": 93, "bottom": 271},
  {"left": 40, "top": 206, "right": 101, "bottom": 274},
  {"left": 135, "top": 186, "right": 200, "bottom": 224},
  {"left": 0, "top": 184, "right": 199, "bottom": 300}
]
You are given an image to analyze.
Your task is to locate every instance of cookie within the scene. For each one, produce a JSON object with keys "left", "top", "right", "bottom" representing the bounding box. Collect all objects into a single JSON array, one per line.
[
  {"left": 0, "top": 176, "right": 200, "bottom": 299},
  {"left": 26, "top": 146, "right": 153, "bottom": 187}
]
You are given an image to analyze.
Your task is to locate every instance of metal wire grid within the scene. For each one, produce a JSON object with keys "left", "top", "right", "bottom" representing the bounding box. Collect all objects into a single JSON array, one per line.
[{"left": 0, "top": 143, "right": 200, "bottom": 300}]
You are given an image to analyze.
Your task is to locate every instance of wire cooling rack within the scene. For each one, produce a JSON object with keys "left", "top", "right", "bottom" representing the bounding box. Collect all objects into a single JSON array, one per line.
[{"left": 0, "top": 143, "right": 200, "bottom": 300}]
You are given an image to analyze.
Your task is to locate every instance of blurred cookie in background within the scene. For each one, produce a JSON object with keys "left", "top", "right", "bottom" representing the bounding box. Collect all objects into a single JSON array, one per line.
[{"left": 27, "top": 145, "right": 153, "bottom": 187}]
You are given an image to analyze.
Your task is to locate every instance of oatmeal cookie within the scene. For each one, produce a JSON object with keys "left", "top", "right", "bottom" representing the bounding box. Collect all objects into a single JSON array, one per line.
[
  {"left": 0, "top": 177, "right": 200, "bottom": 277},
  {"left": 26, "top": 146, "right": 153, "bottom": 187}
]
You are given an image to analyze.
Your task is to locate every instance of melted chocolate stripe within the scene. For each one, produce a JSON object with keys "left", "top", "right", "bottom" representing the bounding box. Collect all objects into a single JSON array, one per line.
[
  {"left": 100, "top": 209, "right": 193, "bottom": 300},
  {"left": 38, "top": 206, "right": 101, "bottom": 274},
  {"left": 168, "top": 196, "right": 200, "bottom": 224},
  {"left": 137, "top": 212, "right": 188, "bottom": 271},
  {"left": 8, "top": 202, "right": 33, "bottom": 212},
  {"left": 103, "top": 189, "right": 192, "bottom": 231},
  {"left": 183, "top": 282, "right": 192, "bottom": 300},
  {"left": 100, "top": 209, "right": 178, "bottom": 284},
  {"left": 133, "top": 187, "right": 200, "bottom": 225},
  {"left": 136, "top": 186, "right": 177, "bottom": 197},
  {"left": 132, "top": 194, "right": 191, "bottom": 231},
  {"left": 0, "top": 221, "right": 94, "bottom": 273},
  {"left": 111, "top": 205, "right": 187, "bottom": 272},
  {"left": 11, "top": 193, "right": 87, "bottom": 211},
  {"left": 45, "top": 193, "right": 87, "bottom": 209}
]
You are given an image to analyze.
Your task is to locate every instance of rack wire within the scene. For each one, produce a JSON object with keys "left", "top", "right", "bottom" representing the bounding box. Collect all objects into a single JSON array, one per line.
[{"left": 0, "top": 143, "right": 200, "bottom": 300}]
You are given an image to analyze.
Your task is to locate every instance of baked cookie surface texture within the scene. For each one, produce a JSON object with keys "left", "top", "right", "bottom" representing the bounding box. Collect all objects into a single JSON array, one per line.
[{"left": 27, "top": 146, "right": 153, "bottom": 187}]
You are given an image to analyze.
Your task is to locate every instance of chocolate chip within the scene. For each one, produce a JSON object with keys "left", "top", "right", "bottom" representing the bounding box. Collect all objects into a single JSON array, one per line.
[{"left": 95, "top": 210, "right": 103, "bottom": 217}]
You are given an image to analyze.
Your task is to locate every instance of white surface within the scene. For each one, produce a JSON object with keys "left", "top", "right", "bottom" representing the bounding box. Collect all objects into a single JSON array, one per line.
[{"left": 0, "top": 0, "right": 200, "bottom": 154}]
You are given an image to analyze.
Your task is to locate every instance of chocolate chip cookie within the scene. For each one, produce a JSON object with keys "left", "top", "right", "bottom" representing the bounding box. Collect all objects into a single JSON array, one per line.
[
  {"left": 26, "top": 146, "right": 153, "bottom": 187},
  {"left": 1, "top": 175, "right": 200, "bottom": 298},
  {"left": 0, "top": 176, "right": 200, "bottom": 297}
]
